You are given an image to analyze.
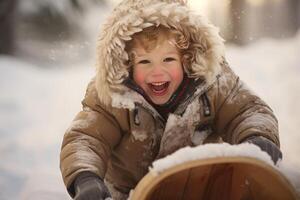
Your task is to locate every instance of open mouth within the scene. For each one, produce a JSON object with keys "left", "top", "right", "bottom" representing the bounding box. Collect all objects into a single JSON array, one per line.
[{"left": 148, "top": 82, "right": 170, "bottom": 96}]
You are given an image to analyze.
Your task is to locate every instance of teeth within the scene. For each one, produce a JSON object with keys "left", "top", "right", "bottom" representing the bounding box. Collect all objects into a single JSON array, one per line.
[{"left": 151, "top": 82, "right": 166, "bottom": 86}]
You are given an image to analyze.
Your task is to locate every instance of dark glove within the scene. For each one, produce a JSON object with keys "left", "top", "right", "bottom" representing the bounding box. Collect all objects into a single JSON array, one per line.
[
  {"left": 243, "top": 136, "right": 282, "bottom": 164},
  {"left": 73, "top": 172, "right": 111, "bottom": 200}
]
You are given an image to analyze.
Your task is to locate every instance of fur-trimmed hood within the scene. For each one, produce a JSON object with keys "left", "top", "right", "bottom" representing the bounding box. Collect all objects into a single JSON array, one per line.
[{"left": 95, "top": 0, "right": 225, "bottom": 106}]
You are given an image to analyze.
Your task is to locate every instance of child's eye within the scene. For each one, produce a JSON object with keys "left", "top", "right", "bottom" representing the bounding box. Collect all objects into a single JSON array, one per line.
[
  {"left": 164, "top": 57, "right": 176, "bottom": 62},
  {"left": 138, "top": 60, "right": 150, "bottom": 64}
]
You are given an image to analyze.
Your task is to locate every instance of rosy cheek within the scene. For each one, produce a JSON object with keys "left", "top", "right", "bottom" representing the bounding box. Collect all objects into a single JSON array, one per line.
[
  {"left": 169, "top": 67, "right": 184, "bottom": 84},
  {"left": 133, "top": 67, "right": 146, "bottom": 87}
]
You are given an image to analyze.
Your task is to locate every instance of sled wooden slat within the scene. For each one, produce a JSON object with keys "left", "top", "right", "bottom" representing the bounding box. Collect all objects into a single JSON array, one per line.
[{"left": 130, "top": 157, "right": 298, "bottom": 200}]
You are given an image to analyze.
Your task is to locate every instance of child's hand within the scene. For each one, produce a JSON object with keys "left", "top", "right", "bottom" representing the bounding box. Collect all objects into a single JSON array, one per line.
[
  {"left": 243, "top": 136, "right": 282, "bottom": 164},
  {"left": 74, "top": 172, "right": 111, "bottom": 200}
]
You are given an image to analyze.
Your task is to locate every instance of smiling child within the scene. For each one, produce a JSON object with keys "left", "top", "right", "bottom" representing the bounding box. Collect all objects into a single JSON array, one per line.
[{"left": 60, "top": 1, "right": 282, "bottom": 200}]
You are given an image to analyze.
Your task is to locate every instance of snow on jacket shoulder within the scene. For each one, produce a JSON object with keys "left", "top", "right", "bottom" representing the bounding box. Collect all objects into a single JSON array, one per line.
[{"left": 59, "top": 0, "right": 279, "bottom": 196}]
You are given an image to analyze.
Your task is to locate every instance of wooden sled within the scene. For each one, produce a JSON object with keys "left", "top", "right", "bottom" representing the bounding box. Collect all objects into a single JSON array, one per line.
[{"left": 130, "top": 156, "right": 299, "bottom": 200}]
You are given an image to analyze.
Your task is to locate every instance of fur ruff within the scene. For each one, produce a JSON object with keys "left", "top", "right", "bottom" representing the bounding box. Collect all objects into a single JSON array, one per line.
[{"left": 95, "top": 0, "right": 225, "bottom": 106}]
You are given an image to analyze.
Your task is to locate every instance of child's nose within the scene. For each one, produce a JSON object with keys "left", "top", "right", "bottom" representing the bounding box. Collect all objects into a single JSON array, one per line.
[{"left": 151, "top": 64, "right": 165, "bottom": 76}]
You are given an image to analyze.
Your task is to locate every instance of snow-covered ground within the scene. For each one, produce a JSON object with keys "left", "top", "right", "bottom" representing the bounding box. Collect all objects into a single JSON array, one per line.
[
  {"left": 0, "top": 56, "right": 93, "bottom": 199},
  {"left": 1, "top": 4, "right": 300, "bottom": 199}
]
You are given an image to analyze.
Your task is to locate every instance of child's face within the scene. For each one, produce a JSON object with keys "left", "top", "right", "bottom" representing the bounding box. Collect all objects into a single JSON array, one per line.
[{"left": 132, "top": 37, "right": 184, "bottom": 105}]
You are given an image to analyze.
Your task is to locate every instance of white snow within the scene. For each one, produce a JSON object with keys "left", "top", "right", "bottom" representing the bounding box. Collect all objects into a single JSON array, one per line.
[
  {"left": 131, "top": 130, "right": 148, "bottom": 142},
  {"left": 191, "top": 130, "right": 210, "bottom": 145},
  {"left": 278, "top": 161, "right": 300, "bottom": 195},
  {"left": 151, "top": 143, "right": 274, "bottom": 174},
  {"left": 66, "top": 111, "right": 99, "bottom": 134},
  {"left": 0, "top": 56, "right": 93, "bottom": 200},
  {"left": 111, "top": 91, "right": 142, "bottom": 110},
  {"left": 165, "top": 99, "right": 201, "bottom": 134}
]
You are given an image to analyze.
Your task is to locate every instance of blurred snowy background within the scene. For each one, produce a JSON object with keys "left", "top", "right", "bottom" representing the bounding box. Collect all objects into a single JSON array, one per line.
[{"left": 0, "top": 0, "right": 299, "bottom": 199}]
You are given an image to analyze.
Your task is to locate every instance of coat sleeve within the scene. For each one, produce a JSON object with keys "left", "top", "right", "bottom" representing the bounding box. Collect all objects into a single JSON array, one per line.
[
  {"left": 214, "top": 64, "right": 280, "bottom": 146},
  {"left": 59, "top": 79, "right": 123, "bottom": 197}
]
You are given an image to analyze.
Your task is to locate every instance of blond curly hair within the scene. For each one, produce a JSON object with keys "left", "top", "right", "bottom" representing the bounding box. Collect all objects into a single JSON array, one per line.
[{"left": 125, "top": 25, "right": 195, "bottom": 76}]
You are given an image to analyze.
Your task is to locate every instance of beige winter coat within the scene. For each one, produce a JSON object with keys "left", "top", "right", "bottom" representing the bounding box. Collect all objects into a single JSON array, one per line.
[{"left": 60, "top": 0, "right": 279, "bottom": 197}]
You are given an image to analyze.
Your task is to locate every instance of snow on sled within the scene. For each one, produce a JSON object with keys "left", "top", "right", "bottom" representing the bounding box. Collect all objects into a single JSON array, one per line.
[{"left": 130, "top": 143, "right": 299, "bottom": 200}]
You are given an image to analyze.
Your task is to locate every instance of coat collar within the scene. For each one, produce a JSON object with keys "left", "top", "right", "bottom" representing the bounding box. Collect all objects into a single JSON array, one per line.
[
  {"left": 111, "top": 73, "right": 220, "bottom": 123},
  {"left": 123, "top": 74, "right": 201, "bottom": 120}
]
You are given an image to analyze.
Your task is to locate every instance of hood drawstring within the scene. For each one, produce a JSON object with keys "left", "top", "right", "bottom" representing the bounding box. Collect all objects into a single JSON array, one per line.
[
  {"left": 200, "top": 93, "right": 211, "bottom": 117},
  {"left": 133, "top": 107, "right": 140, "bottom": 126}
]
